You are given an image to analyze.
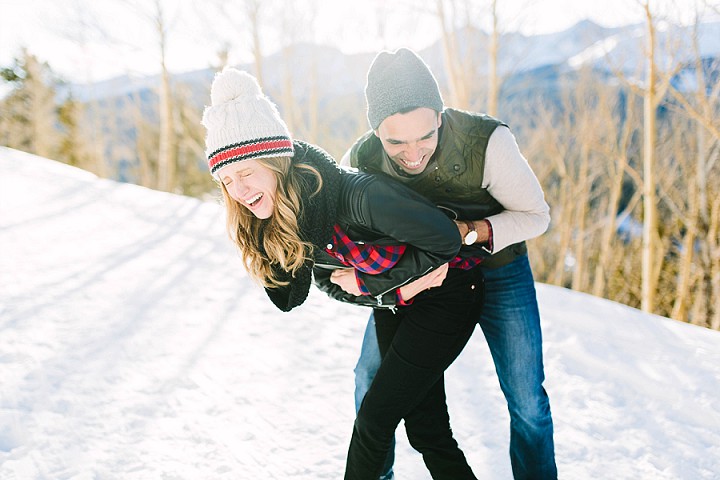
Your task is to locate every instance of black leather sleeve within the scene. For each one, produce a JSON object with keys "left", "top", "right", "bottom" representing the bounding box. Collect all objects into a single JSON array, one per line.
[{"left": 340, "top": 174, "right": 461, "bottom": 298}]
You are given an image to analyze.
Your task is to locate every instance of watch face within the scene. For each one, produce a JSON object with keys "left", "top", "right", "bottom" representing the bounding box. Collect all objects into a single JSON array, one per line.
[{"left": 464, "top": 230, "right": 478, "bottom": 245}]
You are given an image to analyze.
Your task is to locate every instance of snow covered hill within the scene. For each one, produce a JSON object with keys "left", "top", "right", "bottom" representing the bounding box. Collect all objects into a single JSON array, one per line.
[{"left": 1, "top": 147, "right": 719, "bottom": 479}]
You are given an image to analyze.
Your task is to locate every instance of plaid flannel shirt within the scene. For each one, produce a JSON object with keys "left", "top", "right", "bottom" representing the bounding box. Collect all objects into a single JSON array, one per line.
[
  {"left": 325, "top": 224, "right": 408, "bottom": 302},
  {"left": 324, "top": 222, "right": 491, "bottom": 306}
]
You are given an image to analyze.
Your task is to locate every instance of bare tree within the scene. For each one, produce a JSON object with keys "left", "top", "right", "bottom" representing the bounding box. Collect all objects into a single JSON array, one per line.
[
  {"left": 639, "top": 1, "right": 661, "bottom": 312},
  {"left": 129, "top": 90, "right": 158, "bottom": 189},
  {"left": 198, "top": 0, "right": 269, "bottom": 84},
  {"left": 637, "top": 0, "right": 684, "bottom": 313},
  {"left": 434, "top": 0, "right": 533, "bottom": 115},
  {"left": 52, "top": 1, "right": 109, "bottom": 177},
  {"left": 56, "top": 93, "right": 95, "bottom": 172},
  {"left": 592, "top": 97, "right": 642, "bottom": 298},
  {"left": 154, "top": 0, "right": 176, "bottom": 192},
  {"left": 174, "top": 84, "right": 216, "bottom": 197},
  {"left": 246, "top": 0, "right": 265, "bottom": 86},
  {"left": 72, "top": 0, "right": 181, "bottom": 192},
  {"left": 487, "top": 0, "right": 500, "bottom": 116},
  {"left": 664, "top": 12, "right": 720, "bottom": 326},
  {"left": 436, "top": 0, "right": 470, "bottom": 109},
  {"left": 710, "top": 196, "right": 720, "bottom": 330}
]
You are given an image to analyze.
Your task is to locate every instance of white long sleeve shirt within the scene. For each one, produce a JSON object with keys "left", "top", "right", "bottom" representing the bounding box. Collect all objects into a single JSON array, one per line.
[{"left": 481, "top": 125, "right": 550, "bottom": 253}]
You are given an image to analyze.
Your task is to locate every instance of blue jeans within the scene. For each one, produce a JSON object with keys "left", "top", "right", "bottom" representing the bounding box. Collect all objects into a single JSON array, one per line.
[{"left": 354, "top": 255, "right": 556, "bottom": 479}]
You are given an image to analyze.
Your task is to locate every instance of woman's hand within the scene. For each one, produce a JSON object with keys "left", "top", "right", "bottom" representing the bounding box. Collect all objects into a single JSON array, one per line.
[
  {"left": 330, "top": 268, "right": 363, "bottom": 296},
  {"left": 399, "top": 263, "right": 449, "bottom": 301}
]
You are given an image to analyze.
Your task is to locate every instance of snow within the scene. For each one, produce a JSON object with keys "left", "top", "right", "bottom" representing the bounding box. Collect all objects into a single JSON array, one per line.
[
  {"left": 568, "top": 36, "right": 621, "bottom": 69},
  {"left": 1, "top": 147, "right": 719, "bottom": 479},
  {"left": 568, "top": 22, "right": 720, "bottom": 75}
]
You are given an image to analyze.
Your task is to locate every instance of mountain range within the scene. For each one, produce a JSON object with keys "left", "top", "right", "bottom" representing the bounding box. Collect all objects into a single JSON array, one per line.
[{"left": 62, "top": 19, "right": 720, "bottom": 104}]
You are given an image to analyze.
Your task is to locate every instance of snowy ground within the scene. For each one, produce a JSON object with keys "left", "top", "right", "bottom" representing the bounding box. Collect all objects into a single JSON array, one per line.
[{"left": 1, "top": 147, "right": 719, "bottom": 479}]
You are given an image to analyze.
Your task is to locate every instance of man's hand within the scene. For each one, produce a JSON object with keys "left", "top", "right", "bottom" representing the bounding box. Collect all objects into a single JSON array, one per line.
[
  {"left": 399, "top": 263, "right": 449, "bottom": 301},
  {"left": 330, "top": 268, "right": 362, "bottom": 296}
]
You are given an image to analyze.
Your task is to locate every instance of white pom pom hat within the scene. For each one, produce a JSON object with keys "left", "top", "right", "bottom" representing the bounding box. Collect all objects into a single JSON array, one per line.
[{"left": 201, "top": 68, "right": 293, "bottom": 179}]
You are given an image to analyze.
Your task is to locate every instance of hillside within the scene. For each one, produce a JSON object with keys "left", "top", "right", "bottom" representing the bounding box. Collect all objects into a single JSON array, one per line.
[{"left": 1, "top": 147, "right": 719, "bottom": 479}]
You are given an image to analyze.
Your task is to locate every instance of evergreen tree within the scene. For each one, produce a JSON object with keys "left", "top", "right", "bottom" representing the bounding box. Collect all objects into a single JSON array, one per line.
[
  {"left": 0, "top": 49, "right": 58, "bottom": 158},
  {"left": 57, "top": 93, "right": 92, "bottom": 170}
]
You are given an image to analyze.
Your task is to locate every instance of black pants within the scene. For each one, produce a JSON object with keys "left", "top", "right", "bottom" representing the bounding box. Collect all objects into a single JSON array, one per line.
[{"left": 344, "top": 267, "right": 484, "bottom": 480}]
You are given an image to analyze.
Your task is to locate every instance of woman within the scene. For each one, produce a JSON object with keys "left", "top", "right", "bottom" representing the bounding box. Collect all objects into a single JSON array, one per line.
[{"left": 202, "top": 68, "right": 482, "bottom": 479}]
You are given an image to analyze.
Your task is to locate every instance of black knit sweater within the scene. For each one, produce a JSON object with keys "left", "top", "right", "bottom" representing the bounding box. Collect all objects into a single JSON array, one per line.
[{"left": 263, "top": 140, "right": 343, "bottom": 312}]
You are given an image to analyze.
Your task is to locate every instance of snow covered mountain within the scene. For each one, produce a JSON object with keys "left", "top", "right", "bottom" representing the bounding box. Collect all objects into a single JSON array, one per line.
[
  {"left": 60, "top": 19, "right": 720, "bottom": 104},
  {"left": 1, "top": 147, "right": 719, "bottom": 479}
]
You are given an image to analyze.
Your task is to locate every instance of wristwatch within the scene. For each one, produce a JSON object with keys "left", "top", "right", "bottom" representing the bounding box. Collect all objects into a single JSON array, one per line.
[{"left": 463, "top": 221, "right": 477, "bottom": 245}]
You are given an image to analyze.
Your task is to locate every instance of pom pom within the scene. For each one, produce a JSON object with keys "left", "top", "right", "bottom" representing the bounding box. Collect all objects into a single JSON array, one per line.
[{"left": 210, "top": 68, "right": 262, "bottom": 106}]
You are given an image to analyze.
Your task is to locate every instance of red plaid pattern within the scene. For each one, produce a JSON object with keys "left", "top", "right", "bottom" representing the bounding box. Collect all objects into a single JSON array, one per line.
[
  {"left": 449, "top": 256, "right": 483, "bottom": 270},
  {"left": 325, "top": 220, "right": 492, "bottom": 303},
  {"left": 325, "top": 224, "right": 406, "bottom": 295}
]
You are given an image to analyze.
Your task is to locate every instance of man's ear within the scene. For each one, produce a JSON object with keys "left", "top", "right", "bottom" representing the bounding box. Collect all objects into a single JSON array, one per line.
[
  {"left": 437, "top": 112, "right": 443, "bottom": 128},
  {"left": 373, "top": 129, "right": 379, "bottom": 138}
]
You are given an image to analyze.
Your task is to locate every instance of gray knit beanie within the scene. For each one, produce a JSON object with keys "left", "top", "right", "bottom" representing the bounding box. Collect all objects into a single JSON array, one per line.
[{"left": 365, "top": 48, "right": 444, "bottom": 130}]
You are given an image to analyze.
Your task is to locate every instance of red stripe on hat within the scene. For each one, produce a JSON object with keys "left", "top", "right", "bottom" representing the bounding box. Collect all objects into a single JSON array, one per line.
[{"left": 208, "top": 139, "right": 293, "bottom": 171}]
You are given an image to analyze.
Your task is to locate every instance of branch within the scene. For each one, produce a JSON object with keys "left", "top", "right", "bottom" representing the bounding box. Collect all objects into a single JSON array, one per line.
[{"left": 667, "top": 86, "right": 720, "bottom": 141}]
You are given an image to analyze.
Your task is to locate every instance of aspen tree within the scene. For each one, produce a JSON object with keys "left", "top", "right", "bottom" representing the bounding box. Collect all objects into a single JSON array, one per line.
[
  {"left": 154, "top": 0, "right": 175, "bottom": 192},
  {"left": 487, "top": 0, "right": 500, "bottom": 117},
  {"left": 436, "top": 0, "right": 470, "bottom": 109}
]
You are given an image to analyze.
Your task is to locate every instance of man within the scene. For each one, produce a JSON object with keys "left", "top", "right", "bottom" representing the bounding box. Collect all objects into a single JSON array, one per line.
[{"left": 341, "top": 48, "right": 557, "bottom": 479}]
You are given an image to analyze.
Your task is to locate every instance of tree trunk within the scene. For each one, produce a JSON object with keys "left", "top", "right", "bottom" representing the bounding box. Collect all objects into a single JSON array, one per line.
[
  {"left": 248, "top": 0, "right": 264, "bottom": 87},
  {"left": 672, "top": 128, "right": 704, "bottom": 322},
  {"left": 571, "top": 143, "right": 590, "bottom": 292},
  {"left": 155, "top": 0, "right": 174, "bottom": 192},
  {"left": 436, "top": 0, "right": 469, "bottom": 109},
  {"left": 641, "top": 3, "right": 660, "bottom": 313},
  {"left": 592, "top": 146, "right": 631, "bottom": 297},
  {"left": 281, "top": 46, "right": 297, "bottom": 135},
  {"left": 24, "top": 52, "right": 56, "bottom": 159},
  {"left": 709, "top": 196, "right": 720, "bottom": 330},
  {"left": 487, "top": 0, "right": 499, "bottom": 117}
]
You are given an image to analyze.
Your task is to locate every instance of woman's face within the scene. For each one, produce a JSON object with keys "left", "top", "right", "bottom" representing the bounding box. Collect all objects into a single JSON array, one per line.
[{"left": 218, "top": 159, "right": 278, "bottom": 219}]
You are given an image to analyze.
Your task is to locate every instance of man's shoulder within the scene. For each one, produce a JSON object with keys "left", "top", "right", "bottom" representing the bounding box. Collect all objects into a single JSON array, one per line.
[
  {"left": 443, "top": 108, "right": 507, "bottom": 129},
  {"left": 347, "top": 130, "right": 383, "bottom": 168},
  {"left": 442, "top": 109, "right": 509, "bottom": 152}
]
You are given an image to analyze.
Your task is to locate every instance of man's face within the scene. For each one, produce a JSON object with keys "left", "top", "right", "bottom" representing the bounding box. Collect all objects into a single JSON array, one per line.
[{"left": 375, "top": 107, "right": 442, "bottom": 175}]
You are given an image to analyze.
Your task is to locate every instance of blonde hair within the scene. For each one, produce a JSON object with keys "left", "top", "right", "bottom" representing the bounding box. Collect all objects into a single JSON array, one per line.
[{"left": 220, "top": 157, "right": 323, "bottom": 288}]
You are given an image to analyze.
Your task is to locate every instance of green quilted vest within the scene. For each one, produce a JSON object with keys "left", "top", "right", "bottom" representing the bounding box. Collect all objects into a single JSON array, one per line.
[{"left": 349, "top": 108, "right": 527, "bottom": 268}]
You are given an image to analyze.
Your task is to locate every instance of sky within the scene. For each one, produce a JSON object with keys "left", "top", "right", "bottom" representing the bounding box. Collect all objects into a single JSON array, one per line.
[
  {"left": 1, "top": 0, "right": 708, "bottom": 84},
  {"left": 2, "top": 146, "right": 720, "bottom": 478}
]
